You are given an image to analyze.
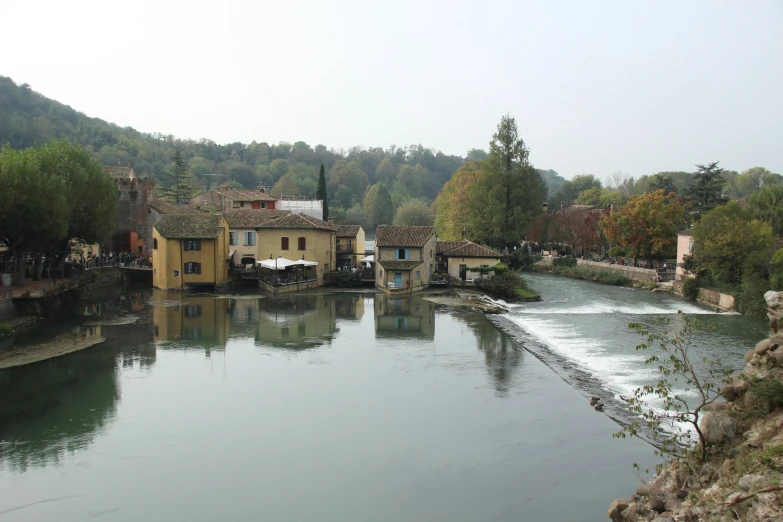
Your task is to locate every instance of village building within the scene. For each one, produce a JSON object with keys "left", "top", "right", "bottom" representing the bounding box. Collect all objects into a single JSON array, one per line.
[
  {"left": 152, "top": 292, "right": 231, "bottom": 349},
  {"left": 676, "top": 230, "right": 694, "bottom": 280},
  {"left": 374, "top": 296, "right": 435, "bottom": 339},
  {"left": 254, "top": 213, "right": 336, "bottom": 287},
  {"left": 190, "top": 187, "right": 278, "bottom": 212},
  {"left": 102, "top": 166, "right": 155, "bottom": 257},
  {"left": 374, "top": 225, "right": 436, "bottom": 292},
  {"left": 222, "top": 208, "right": 291, "bottom": 266},
  {"left": 151, "top": 214, "right": 230, "bottom": 290},
  {"left": 147, "top": 198, "right": 205, "bottom": 259},
  {"left": 435, "top": 240, "right": 502, "bottom": 281},
  {"left": 335, "top": 225, "right": 366, "bottom": 269}
]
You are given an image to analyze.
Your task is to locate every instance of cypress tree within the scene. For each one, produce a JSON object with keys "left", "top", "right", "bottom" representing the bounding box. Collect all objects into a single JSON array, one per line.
[{"left": 317, "top": 163, "right": 329, "bottom": 220}]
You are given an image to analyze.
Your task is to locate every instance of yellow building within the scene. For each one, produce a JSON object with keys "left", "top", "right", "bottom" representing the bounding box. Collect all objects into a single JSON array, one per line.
[
  {"left": 152, "top": 214, "right": 230, "bottom": 290},
  {"left": 436, "top": 240, "right": 502, "bottom": 281},
  {"left": 335, "top": 225, "right": 366, "bottom": 269},
  {"left": 375, "top": 225, "right": 436, "bottom": 293},
  {"left": 255, "top": 213, "right": 336, "bottom": 286},
  {"left": 223, "top": 208, "right": 291, "bottom": 266},
  {"left": 374, "top": 296, "right": 435, "bottom": 339}
]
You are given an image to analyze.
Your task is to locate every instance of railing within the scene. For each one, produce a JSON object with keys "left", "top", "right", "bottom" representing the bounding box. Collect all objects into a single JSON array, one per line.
[
  {"left": 336, "top": 245, "right": 353, "bottom": 253},
  {"left": 259, "top": 278, "right": 319, "bottom": 295}
]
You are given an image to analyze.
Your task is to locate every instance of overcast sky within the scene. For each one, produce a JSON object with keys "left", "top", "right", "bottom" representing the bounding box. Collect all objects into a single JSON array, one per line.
[{"left": 2, "top": 0, "right": 781, "bottom": 179}]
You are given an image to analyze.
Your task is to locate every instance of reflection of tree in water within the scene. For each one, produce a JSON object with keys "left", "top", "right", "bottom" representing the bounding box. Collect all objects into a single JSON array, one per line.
[
  {"left": 458, "top": 314, "right": 521, "bottom": 396},
  {"left": 0, "top": 286, "right": 156, "bottom": 472},
  {"left": 0, "top": 344, "right": 120, "bottom": 473}
]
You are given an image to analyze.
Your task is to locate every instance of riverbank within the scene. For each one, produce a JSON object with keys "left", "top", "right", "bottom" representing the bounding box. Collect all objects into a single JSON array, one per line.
[
  {"left": 531, "top": 263, "right": 657, "bottom": 289},
  {"left": 0, "top": 328, "right": 106, "bottom": 369},
  {"left": 607, "top": 291, "right": 783, "bottom": 522}
]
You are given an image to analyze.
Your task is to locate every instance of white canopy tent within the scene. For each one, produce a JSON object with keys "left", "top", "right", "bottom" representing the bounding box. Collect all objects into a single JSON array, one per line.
[{"left": 257, "top": 258, "right": 319, "bottom": 270}]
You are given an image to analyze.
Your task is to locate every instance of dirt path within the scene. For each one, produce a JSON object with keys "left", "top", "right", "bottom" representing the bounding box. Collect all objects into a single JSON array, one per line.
[{"left": 0, "top": 330, "right": 106, "bottom": 369}]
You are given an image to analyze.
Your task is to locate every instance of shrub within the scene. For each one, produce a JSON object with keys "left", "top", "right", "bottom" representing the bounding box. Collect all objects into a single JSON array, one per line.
[
  {"left": 324, "top": 270, "right": 361, "bottom": 287},
  {"left": 749, "top": 377, "right": 783, "bottom": 413},
  {"left": 475, "top": 271, "right": 537, "bottom": 301},
  {"left": 511, "top": 250, "right": 542, "bottom": 270},
  {"left": 0, "top": 322, "right": 12, "bottom": 334},
  {"left": 682, "top": 277, "right": 700, "bottom": 301},
  {"left": 553, "top": 257, "right": 577, "bottom": 268}
]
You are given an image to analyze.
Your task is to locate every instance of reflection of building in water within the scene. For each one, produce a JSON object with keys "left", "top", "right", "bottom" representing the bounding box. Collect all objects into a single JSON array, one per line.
[
  {"left": 255, "top": 295, "right": 337, "bottom": 349},
  {"left": 152, "top": 290, "right": 231, "bottom": 353},
  {"left": 374, "top": 296, "right": 435, "bottom": 339},
  {"left": 332, "top": 294, "right": 365, "bottom": 321},
  {"left": 80, "top": 289, "right": 151, "bottom": 317}
]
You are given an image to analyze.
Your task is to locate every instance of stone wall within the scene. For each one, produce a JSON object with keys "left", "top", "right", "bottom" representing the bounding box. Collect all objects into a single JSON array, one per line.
[
  {"left": 0, "top": 296, "right": 14, "bottom": 322},
  {"left": 576, "top": 260, "right": 659, "bottom": 283},
  {"left": 671, "top": 281, "right": 736, "bottom": 311}
]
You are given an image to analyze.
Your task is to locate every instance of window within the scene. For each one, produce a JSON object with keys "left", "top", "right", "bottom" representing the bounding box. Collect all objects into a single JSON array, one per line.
[
  {"left": 173, "top": 270, "right": 180, "bottom": 277},
  {"left": 184, "top": 239, "right": 201, "bottom": 251},
  {"left": 153, "top": 238, "right": 158, "bottom": 250},
  {"left": 281, "top": 237, "right": 289, "bottom": 250},
  {"left": 244, "top": 231, "right": 255, "bottom": 246},
  {"left": 184, "top": 304, "right": 202, "bottom": 317},
  {"left": 229, "top": 232, "right": 236, "bottom": 245},
  {"left": 184, "top": 262, "right": 202, "bottom": 274},
  {"left": 379, "top": 269, "right": 383, "bottom": 278},
  {"left": 240, "top": 202, "right": 245, "bottom": 208},
  {"left": 298, "top": 237, "right": 306, "bottom": 250},
  {"left": 416, "top": 271, "right": 420, "bottom": 280},
  {"left": 346, "top": 239, "right": 352, "bottom": 250},
  {"left": 396, "top": 248, "right": 408, "bottom": 260}
]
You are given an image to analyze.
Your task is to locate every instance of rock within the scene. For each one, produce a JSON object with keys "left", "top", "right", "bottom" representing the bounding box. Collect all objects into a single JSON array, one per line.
[
  {"left": 594, "top": 402, "right": 604, "bottom": 411},
  {"left": 651, "top": 518, "right": 671, "bottom": 522},
  {"left": 745, "top": 349, "right": 756, "bottom": 362},
  {"left": 738, "top": 473, "right": 765, "bottom": 492},
  {"left": 720, "top": 381, "right": 749, "bottom": 402},
  {"left": 648, "top": 490, "right": 668, "bottom": 513},
  {"left": 765, "top": 290, "right": 783, "bottom": 332},
  {"left": 699, "top": 412, "right": 738, "bottom": 445},
  {"left": 608, "top": 499, "right": 629, "bottom": 521},
  {"left": 636, "top": 484, "right": 652, "bottom": 496},
  {"left": 754, "top": 338, "right": 773, "bottom": 356},
  {"left": 775, "top": 350, "right": 783, "bottom": 366}
]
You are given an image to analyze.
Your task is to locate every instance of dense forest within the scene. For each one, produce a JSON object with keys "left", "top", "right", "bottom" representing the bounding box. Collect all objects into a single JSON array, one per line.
[{"left": 0, "top": 76, "right": 569, "bottom": 229}]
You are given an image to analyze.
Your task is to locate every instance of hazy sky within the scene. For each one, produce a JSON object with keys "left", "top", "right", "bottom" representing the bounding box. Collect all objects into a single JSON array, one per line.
[{"left": 2, "top": 0, "right": 781, "bottom": 179}]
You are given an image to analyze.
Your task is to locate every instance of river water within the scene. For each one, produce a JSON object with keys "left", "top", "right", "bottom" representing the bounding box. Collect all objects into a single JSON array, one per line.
[{"left": 0, "top": 278, "right": 768, "bottom": 522}]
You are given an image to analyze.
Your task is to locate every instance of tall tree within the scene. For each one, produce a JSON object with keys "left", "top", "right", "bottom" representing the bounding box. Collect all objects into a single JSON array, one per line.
[
  {"left": 745, "top": 184, "right": 783, "bottom": 236},
  {"left": 434, "top": 161, "right": 481, "bottom": 240},
  {"left": 686, "top": 161, "right": 726, "bottom": 216},
  {"left": 316, "top": 163, "right": 328, "bottom": 221},
  {"left": 600, "top": 189, "right": 686, "bottom": 266},
  {"left": 647, "top": 173, "right": 677, "bottom": 196},
  {"left": 163, "top": 149, "right": 197, "bottom": 203},
  {"left": 363, "top": 182, "right": 394, "bottom": 227},
  {"left": 470, "top": 115, "right": 547, "bottom": 247}
]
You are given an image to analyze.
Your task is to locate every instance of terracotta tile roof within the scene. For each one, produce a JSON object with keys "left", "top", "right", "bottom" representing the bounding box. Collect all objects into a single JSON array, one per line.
[
  {"left": 154, "top": 215, "right": 225, "bottom": 239},
  {"left": 336, "top": 225, "right": 361, "bottom": 238},
  {"left": 375, "top": 226, "right": 436, "bottom": 247},
  {"left": 103, "top": 166, "right": 135, "bottom": 180},
  {"left": 257, "top": 213, "right": 336, "bottom": 231},
  {"left": 149, "top": 198, "right": 203, "bottom": 215},
  {"left": 377, "top": 260, "right": 422, "bottom": 270},
  {"left": 224, "top": 209, "right": 291, "bottom": 228},
  {"left": 436, "top": 240, "right": 466, "bottom": 254},
  {"left": 441, "top": 240, "right": 502, "bottom": 259},
  {"left": 215, "top": 187, "right": 277, "bottom": 202}
]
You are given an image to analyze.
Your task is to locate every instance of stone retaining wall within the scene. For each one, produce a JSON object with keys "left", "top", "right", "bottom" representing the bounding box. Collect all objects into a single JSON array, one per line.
[
  {"left": 575, "top": 260, "right": 659, "bottom": 283},
  {"left": 0, "top": 297, "right": 14, "bottom": 322},
  {"left": 671, "top": 281, "right": 736, "bottom": 311}
]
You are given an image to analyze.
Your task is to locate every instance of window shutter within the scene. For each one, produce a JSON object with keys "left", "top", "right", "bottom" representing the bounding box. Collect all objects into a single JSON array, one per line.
[{"left": 282, "top": 237, "right": 289, "bottom": 250}]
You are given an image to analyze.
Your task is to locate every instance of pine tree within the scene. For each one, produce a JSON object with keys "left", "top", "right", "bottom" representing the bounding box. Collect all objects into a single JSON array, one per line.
[
  {"left": 686, "top": 161, "right": 726, "bottom": 216},
  {"left": 317, "top": 163, "right": 329, "bottom": 220},
  {"left": 162, "top": 149, "right": 196, "bottom": 203}
]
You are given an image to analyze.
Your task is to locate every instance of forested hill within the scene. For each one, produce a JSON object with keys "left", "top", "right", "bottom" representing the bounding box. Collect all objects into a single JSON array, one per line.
[{"left": 0, "top": 76, "right": 567, "bottom": 219}]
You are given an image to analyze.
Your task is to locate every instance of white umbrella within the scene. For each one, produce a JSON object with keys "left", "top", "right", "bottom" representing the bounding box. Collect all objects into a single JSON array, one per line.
[
  {"left": 293, "top": 259, "right": 318, "bottom": 267},
  {"left": 359, "top": 255, "right": 374, "bottom": 263},
  {"left": 257, "top": 257, "right": 296, "bottom": 270}
]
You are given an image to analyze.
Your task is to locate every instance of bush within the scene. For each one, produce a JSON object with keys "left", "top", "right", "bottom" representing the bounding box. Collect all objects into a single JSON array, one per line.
[
  {"left": 736, "top": 248, "right": 774, "bottom": 317},
  {"left": 682, "top": 277, "right": 700, "bottom": 301},
  {"left": 475, "top": 271, "right": 538, "bottom": 301},
  {"left": 510, "top": 250, "right": 542, "bottom": 271},
  {"left": 553, "top": 257, "right": 577, "bottom": 268},
  {"left": 0, "top": 322, "right": 12, "bottom": 334},
  {"left": 749, "top": 377, "right": 783, "bottom": 413},
  {"left": 324, "top": 270, "right": 361, "bottom": 287}
]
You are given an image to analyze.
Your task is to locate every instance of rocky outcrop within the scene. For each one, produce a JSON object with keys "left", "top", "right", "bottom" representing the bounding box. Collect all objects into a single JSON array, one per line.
[{"left": 607, "top": 291, "right": 783, "bottom": 521}]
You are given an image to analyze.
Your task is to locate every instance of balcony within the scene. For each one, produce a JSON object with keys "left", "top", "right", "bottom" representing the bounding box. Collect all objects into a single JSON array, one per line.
[{"left": 336, "top": 244, "right": 353, "bottom": 253}]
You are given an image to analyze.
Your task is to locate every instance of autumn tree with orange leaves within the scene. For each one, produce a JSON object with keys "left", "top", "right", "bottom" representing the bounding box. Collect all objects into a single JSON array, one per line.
[{"left": 600, "top": 189, "right": 686, "bottom": 266}]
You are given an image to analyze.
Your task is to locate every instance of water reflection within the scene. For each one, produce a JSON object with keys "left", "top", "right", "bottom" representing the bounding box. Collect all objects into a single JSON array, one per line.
[
  {"left": 374, "top": 296, "right": 435, "bottom": 339},
  {"left": 0, "top": 286, "right": 155, "bottom": 472},
  {"left": 152, "top": 290, "right": 231, "bottom": 355},
  {"left": 455, "top": 313, "right": 522, "bottom": 395},
  {"left": 254, "top": 295, "right": 338, "bottom": 349}
]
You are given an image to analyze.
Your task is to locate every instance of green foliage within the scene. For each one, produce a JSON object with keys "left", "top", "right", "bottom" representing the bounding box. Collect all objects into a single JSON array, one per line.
[
  {"left": 550, "top": 174, "right": 602, "bottom": 207},
  {"left": 746, "top": 183, "right": 783, "bottom": 236},
  {"left": 614, "top": 316, "right": 730, "bottom": 462},
  {"left": 323, "top": 270, "right": 362, "bottom": 287},
  {"left": 468, "top": 115, "right": 548, "bottom": 247},
  {"left": 0, "top": 322, "right": 13, "bottom": 334},
  {"left": 159, "top": 149, "right": 197, "bottom": 203},
  {"left": 647, "top": 173, "right": 677, "bottom": 196},
  {"left": 317, "top": 163, "right": 328, "bottom": 220},
  {"left": 553, "top": 257, "right": 577, "bottom": 268},
  {"left": 685, "top": 161, "right": 727, "bottom": 216},
  {"left": 393, "top": 199, "right": 433, "bottom": 226},
  {"left": 434, "top": 161, "right": 481, "bottom": 240},
  {"left": 682, "top": 277, "right": 701, "bottom": 301},
  {"left": 690, "top": 202, "right": 774, "bottom": 287},
  {"left": 735, "top": 248, "right": 775, "bottom": 317},
  {"left": 474, "top": 270, "right": 537, "bottom": 301},
  {"left": 748, "top": 377, "right": 783, "bottom": 414},
  {"left": 363, "top": 182, "right": 394, "bottom": 227}
]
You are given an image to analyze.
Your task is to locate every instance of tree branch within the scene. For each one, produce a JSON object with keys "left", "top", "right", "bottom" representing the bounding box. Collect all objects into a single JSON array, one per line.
[{"left": 717, "top": 486, "right": 783, "bottom": 506}]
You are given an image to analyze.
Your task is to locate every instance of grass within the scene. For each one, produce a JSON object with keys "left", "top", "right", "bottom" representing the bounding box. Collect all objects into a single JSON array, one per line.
[{"left": 515, "top": 287, "right": 541, "bottom": 300}]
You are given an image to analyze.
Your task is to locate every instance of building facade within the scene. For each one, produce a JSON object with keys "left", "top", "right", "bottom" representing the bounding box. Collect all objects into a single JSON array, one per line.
[
  {"left": 152, "top": 214, "right": 230, "bottom": 290},
  {"left": 335, "top": 225, "right": 366, "bottom": 269},
  {"left": 223, "top": 209, "right": 291, "bottom": 266},
  {"left": 676, "top": 230, "right": 694, "bottom": 280},
  {"left": 436, "top": 240, "right": 502, "bottom": 281},
  {"left": 374, "top": 226, "right": 436, "bottom": 292}
]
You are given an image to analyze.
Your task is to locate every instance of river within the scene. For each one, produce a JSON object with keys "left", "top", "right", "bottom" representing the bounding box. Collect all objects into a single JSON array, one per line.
[{"left": 0, "top": 277, "right": 768, "bottom": 522}]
